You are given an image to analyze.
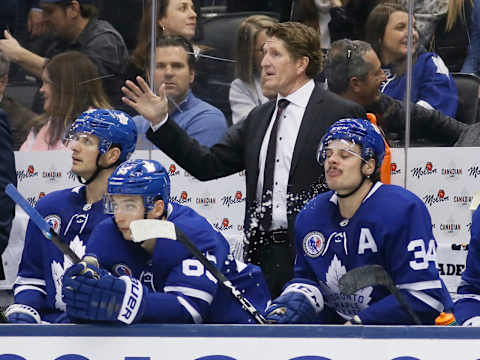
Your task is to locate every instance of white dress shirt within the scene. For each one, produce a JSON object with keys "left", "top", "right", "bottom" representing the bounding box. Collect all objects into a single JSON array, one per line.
[{"left": 256, "top": 79, "right": 315, "bottom": 231}]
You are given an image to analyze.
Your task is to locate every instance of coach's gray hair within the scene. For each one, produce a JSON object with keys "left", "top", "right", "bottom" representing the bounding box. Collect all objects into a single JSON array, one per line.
[
  {"left": 325, "top": 39, "right": 373, "bottom": 94},
  {"left": 0, "top": 51, "right": 10, "bottom": 77}
]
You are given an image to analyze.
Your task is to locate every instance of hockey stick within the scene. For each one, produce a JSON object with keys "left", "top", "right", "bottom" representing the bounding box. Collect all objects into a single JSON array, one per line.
[
  {"left": 5, "top": 183, "right": 81, "bottom": 263},
  {"left": 338, "top": 264, "right": 422, "bottom": 325},
  {"left": 129, "top": 219, "right": 268, "bottom": 324}
]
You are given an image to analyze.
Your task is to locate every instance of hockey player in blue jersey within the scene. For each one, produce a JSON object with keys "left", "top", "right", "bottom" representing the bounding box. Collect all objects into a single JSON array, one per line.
[
  {"left": 4, "top": 109, "right": 138, "bottom": 324},
  {"left": 265, "top": 118, "right": 453, "bottom": 325},
  {"left": 454, "top": 206, "right": 480, "bottom": 326},
  {"left": 61, "top": 159, "right": 270, "bottom": 324}
]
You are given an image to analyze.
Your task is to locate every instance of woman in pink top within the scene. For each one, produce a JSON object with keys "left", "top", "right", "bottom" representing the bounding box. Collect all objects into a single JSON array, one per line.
[{"left": 20, "top": 51, "right": 111, "bottom": 151}]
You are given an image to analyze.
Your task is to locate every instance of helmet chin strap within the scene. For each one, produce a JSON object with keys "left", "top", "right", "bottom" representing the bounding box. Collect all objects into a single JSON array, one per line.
[{"left": 77, "top": 153, "right": 116, "bottom": 185}]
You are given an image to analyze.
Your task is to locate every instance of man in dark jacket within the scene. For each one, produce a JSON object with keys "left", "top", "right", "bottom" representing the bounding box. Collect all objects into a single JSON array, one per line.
[
  {"left": 325, "top": 39, "right": 467, "bottom": 146},
  {"left": 122, "top": 22, "right": 366, "bottom": 297},
  {"left": 0, "top": 0, "right": 128, "bottom": 110},
  {"left": 0, "top": 110, "right": 16, "bottom": 258}
]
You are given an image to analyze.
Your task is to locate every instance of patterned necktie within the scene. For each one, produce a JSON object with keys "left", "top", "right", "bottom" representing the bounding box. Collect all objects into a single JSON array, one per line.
[{"left": 260, "top": 98, "right": 290, "bottom": 231}]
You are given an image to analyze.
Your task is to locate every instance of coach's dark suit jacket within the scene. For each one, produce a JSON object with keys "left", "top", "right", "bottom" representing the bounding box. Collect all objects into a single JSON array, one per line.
[
  {"left": 146, "top": 82, "right": 365, "bottom": 257},
  {"left": 0, "top": 110, "right": 17, "bottom": 257}
]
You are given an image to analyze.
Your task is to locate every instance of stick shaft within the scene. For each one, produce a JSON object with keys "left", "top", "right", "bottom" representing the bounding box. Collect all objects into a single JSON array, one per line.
[
  {"left": 5, "top": 183, "right": 81, "bottom": 263},
  {"left": 339, "top": 264, "right": 422, "bottom": 325},
  {"left": 173, "top": 226, "right": 267, "bottom": 324}
]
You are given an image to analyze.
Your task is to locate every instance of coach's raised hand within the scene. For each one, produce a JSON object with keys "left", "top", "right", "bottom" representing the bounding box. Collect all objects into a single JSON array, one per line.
[{"left": 122, "top": 76, "right": 168, "bottom": 126}]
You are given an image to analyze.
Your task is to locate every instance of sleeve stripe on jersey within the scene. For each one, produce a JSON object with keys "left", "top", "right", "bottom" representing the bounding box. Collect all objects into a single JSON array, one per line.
[
  {"left": 176, "top": 296, "right": 203, "bottom": 324},
  {"left": 455, "top": 294, "right": 480, "bottom": 302},
  {"left": 397, "top": 280, "right": 442, "bottom": 291},
  {"left": 407, "top": 289, "right": 444, "bottom": 312},
  {"left": 164, "top": 286, "right": 213, "bottom": 304},
  {"left": 15, "top": 276, "right": 46, "bottom": 286},
  {"left": 14, "top": 285, "right": 47, "bottom": 296}
]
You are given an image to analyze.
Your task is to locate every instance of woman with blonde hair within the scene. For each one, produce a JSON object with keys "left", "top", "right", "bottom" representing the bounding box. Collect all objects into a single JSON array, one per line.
[
  {"left": 20, "top": 51, "right": 111, "bottom": 151},
  {"left": 229, "top": 15, "right": 277, "bottom": 124},
  {"left": 430, "top": 0, "right": 476, "bottom": 72}
]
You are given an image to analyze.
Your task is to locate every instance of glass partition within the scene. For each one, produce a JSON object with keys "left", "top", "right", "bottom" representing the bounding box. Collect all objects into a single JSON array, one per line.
[{"left": 1, "top": 0, "right": 474, "bottom": 154}]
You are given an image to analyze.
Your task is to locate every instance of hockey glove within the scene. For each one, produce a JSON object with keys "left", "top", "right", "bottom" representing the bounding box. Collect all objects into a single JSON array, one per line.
[
  {"left": 4, "top": 304, "right": 42, "bottom": 324},
  {"left": 266, "top": 283, "right": 324, "bottom": 324},
  {"left": 62, "top": 271, "right": 146, "bottom": 324},
  {"left": 63, "top": 257, "right": 106, "bottom": 281}
]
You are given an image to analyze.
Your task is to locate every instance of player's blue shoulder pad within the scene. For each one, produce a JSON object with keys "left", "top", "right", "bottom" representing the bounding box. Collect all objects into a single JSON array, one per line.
[
  {"left": 34, "top": 186, "right": 85, "bottom": 214},
  {"left": 168, "top": 202, "right": 223, "bottom": 252}
]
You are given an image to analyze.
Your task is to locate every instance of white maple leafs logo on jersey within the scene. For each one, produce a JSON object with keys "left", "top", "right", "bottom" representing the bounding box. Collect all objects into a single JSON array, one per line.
[
  {"left": 318, "top": 255, "right": 373, "bottom": 320},
  {"left": 116, "top": 112, "right": 129, "bottom": 125},
  {"left": 432, "top": 56, "right": 450, "bottom": 77},
  {"left": 51, "top": 236, "right": 86, "bottom": 311}
]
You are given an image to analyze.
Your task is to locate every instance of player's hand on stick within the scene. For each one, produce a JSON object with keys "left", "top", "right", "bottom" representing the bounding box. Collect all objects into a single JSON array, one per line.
[
  {"left": 63, "top": 256, "right": 104, "bottom": 281},
  {"left": 265, "top": 283, "right": 324, "bottom": 324},
  {"left": 63, "top": 271, "right": 146, "bottom": 324},
  {"left": 122, "top": 76, "right": 168, "bottom": 126},
  {"left": 4, "top": 304, "right": 42, "bottom": 323}
]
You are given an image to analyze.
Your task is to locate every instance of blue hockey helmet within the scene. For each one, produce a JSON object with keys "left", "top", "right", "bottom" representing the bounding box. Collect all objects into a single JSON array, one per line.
[
  {"left": 106, "top": 159, "right": 171, "bottom": 213},
  {"left": 66, "top": 109, "right": 137, "bottom": 163},
  {"left": 317, "top": 118, "right": 385, "bottom": 167}
]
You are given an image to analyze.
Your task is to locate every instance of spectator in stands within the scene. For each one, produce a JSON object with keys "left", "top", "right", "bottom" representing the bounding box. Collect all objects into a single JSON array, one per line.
[
  {"left": 431, "top": 0, "right": 475, "bottom": 73},
  {"left": 131, "top": 36, "right": 227, "bottom": 148},
  {"left": 129, "top": 0, "right": 197, "bottom": 82},
  {"left": 226, "top": 0, "right": 292, "bottom": 22},
  {"left": 0, "top": 0, "right": 128, "bottom": 111},
  {"left": 292, "top": 0, "right": 378, "bottom": 55},
  {"left": 20, "top": 51, "right": 111, "bottom": 151},
  {"left": 229, "top": 15, "right": 277, "bottom": 124},
  {"left": 365, "top": 2, "right": 459, "bottom": 118},
  {"left": 461, "top": 0, "right": 480, "bottom": 75},
  {"left": 0, "top": 51, "right": 37, "bottom": 150},
  {"left": 393, "top": 0, "right": 449, "bottom": 45},
  {"left": 325, "top": 39, "right": 467, "bottom": 146}
]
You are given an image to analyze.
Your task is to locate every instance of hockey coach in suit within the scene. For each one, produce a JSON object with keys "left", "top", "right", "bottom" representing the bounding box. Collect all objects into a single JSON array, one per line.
[{"left": 121, "top": 22, "right": 366, "bottom": 297}]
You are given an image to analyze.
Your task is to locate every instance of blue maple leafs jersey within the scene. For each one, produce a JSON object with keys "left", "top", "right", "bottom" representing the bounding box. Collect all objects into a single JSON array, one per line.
[
  {"left": 293, "top": 183, "right": 453, "bottom": 325},
  {"left": 86, "top": 202, "right": 270, "bottom": 324},
  {"left": 380, "top": 52, "right": 458, "bottom": 117},
  {"left": 14, "top": 186, "right": 108, "bottom": 323},
  {"left": 454, "top": 207, "right": 480, "bottom": 325}
]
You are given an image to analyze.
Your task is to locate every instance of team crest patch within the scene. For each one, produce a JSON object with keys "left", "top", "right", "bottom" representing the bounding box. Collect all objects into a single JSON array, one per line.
[
  {"left": 303, "top": 231, "right": 326, "bottom": 258},
  {"left": 45, "top": 215, "right": 61, "bottom": 234},
  {"left": 113, "top": 263, "right": 133, "bottom": 277}
]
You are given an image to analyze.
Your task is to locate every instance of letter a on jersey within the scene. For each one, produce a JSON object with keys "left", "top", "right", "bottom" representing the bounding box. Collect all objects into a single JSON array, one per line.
[{"left": 358, "top": 228, "right": 378, "bottom": 254}]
